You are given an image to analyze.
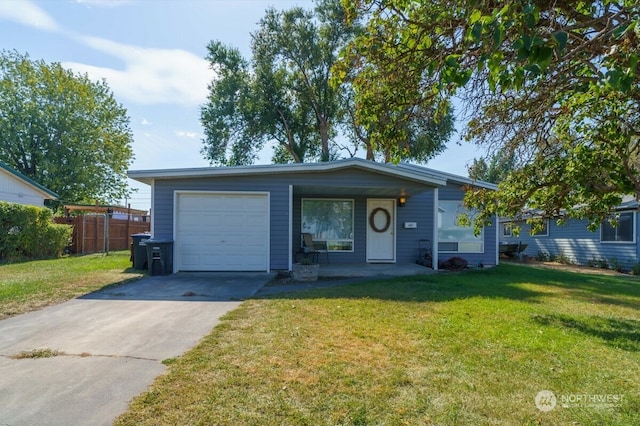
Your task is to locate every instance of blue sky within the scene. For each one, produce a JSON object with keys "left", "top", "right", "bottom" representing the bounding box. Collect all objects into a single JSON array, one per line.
[{"left": 0, "top": 0, "right": 483, "bottom": 211}]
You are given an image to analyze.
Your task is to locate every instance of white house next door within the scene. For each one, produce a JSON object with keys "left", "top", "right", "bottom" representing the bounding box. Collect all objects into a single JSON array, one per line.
[{"left": 366, "top": 199, "right": 396, "bottom": 263}]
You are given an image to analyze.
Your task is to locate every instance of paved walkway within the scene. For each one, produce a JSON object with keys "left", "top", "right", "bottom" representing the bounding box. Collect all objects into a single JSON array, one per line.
[{"left": 0, "top": 272, "right": 273, "bottom": 426}]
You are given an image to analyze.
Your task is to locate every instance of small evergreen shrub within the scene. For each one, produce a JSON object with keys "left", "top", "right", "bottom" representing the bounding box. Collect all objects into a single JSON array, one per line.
[
  {"left": 0, "top": 201, "right": 72, "bottom": 261},
  {"left": 537, "top": 251, "right": 551, "bottom": 262}
]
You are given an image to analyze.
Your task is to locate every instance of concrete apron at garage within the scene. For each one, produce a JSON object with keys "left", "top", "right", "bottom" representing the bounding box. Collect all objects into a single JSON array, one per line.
[{"left": 0, "top": 272, "right": 274, "bottom": 426}]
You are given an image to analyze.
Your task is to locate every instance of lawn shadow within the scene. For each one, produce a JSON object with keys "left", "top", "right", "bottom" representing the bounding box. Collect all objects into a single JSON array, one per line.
[
  {"left": 255, "top": 266, "right": 545, "bottom": 303},
  {"left": 532, "top": 313, "right": 640, "bottom": 352},
  {"left": 254, "top": 264, "right": 640, "bottom": 311}
]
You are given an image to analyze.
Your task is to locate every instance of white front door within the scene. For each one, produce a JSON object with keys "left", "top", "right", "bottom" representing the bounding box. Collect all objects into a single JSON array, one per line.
[{"left": 366, "top": 199, "right": 396, "bottom": 263}]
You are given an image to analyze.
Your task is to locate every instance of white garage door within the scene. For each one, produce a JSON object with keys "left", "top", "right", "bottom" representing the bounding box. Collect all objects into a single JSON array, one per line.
[{"left": 175, "top": 192, "right": 269, "bottom": 271}]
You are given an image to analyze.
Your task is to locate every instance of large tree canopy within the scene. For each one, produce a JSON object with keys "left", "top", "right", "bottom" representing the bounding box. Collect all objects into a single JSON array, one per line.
[
  {"left": 201, "top": 1, "right": 352, "bottom": 164},
  {"left": 201, "top": 0, "right": 454, "bottom": 165},
  {"left": 0, "top": 50, "right": 134, "bottom": 206},
  {"left": 343, "top": 0, "right": 639, "bottom": 231}
]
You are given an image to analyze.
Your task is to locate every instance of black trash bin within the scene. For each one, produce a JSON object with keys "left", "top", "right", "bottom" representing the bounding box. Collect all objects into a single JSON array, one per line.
[
  {"left": 145, "top": 239, "right": 173, "bottom": 276},
  {"left": 131, "top": 233, "right": 151, "bottom": 270}
]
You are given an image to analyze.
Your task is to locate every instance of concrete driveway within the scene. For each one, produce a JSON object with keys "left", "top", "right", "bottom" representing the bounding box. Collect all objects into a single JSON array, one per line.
[{"left": 0, "top": 272, "right": 273, "bottom": 426}]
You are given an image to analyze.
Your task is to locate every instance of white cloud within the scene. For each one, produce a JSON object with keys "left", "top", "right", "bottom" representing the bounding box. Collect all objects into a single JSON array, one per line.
[
  {"left": 1, "top": 1, "right": 214, "bottom": 107},
  {"left": 176, "top": 131, "right": 198, "bottom": 139},
  {"left": 63, "top": 36, "right": 214, "bottom": 106},
  {"left": 140, "top": 118, "right": 152, "bottom": 126},
  {"left": 0, "top": 0, "right": 59, "bottom": 31}
]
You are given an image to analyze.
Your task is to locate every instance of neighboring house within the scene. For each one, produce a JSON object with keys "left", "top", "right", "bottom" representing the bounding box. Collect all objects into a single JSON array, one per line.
[
  {"left": 128, "top": 158, "right": 498, "bottom": 273},
  {"left": 500, "top": 197, "right": 640, "bottom": 270},
  {"left": 0, "top": 160, "right": 58, "bottom": 206}
]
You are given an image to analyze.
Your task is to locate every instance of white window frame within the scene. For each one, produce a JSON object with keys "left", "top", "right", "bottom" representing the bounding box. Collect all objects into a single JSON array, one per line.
[
  {"left": 437, "top": 200, "right": 484, "bottom": 253},
  {"left": 301, "top": 198, "right": 355, "bottom": 252},
  {"left": 502, "top": 222, "right": 513, "bottom": 237},
  {"left": 601, "top": 212, "right": 636, "bottom": 244}
]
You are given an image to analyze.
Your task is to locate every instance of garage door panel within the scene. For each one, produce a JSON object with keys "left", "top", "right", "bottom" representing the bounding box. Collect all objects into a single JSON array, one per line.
[
  {"left": 176, "top": 193, "right": 269, "bottom": 272},
  {"left": 245, "top": 214, "right": 268, "bottom": 226}
]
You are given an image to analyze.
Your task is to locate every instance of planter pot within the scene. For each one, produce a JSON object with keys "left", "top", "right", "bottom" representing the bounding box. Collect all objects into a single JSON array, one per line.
[{"left": 291, "top": 263, "right": 320, "bottom": 282}]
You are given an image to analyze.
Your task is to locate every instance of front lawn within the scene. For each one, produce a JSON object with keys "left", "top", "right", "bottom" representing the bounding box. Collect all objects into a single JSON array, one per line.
[
  {"left": 0, "top": 250, "right": 142, "bottom": 319},
  {"left": 115, "top": 264, "right": 640, "bottom": 425}
]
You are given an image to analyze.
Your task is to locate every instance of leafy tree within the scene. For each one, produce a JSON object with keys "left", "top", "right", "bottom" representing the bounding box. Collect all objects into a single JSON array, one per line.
[
  {"left": 342, "top": 1, "right": 639, "bottom": 230},
  {"left": 468, "top": 149, "right": 516, "bottom": 184},
  {"left": 0, "top": 50, "right": 134, "bottom": 206},
  {"left": 202, "top": 1, "right": 353, "bottom": 164},
  {"left": 338, "top": 83, "right": 454, "bottom": 162},
  {"left": 202, "top": 0, "right": 454, "bottom": 165}
]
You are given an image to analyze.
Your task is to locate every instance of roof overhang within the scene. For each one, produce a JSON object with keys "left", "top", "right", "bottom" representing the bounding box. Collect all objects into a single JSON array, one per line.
[
  {"left": 126, "top": 158, "right": 490, "bottom": 189},
  {"left": 0, "top": 161, "right": 59, "bottom": 200}
]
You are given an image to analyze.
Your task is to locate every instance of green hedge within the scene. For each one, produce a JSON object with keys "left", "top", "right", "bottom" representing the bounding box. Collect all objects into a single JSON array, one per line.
[{"left": 0, "top": 201, "right": 72, "bottom": 261}]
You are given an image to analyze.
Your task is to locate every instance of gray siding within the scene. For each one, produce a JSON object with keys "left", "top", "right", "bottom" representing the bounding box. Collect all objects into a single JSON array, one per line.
[
  {"left": 502, "top": 215, "right": 640, "bottom": 270},
  {"left": 151, "top": 168, "right": 498, "bottom": 271},
  {"left": 396, "top": 191, "right": 434, "bottom": 263},
  {"left": 153, "top": 177, "right": 290, "bottom": 270}
]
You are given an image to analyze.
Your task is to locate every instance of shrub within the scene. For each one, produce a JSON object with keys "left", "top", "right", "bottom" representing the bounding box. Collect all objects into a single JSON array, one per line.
[
  {"left": 439, "top": 256, "right": 468, "bottom": 271},
  {"left": 631, "top": 263, "right": 640, "bottom": 276},
  {"left": 537, "top": 251, "right": 551, "bottom": 262},
  {"left": 0, "top": 201, "right": 72, "bottom": 261},
  {"left": 556, "top": 252, "right": 574, "bottom": 265}
]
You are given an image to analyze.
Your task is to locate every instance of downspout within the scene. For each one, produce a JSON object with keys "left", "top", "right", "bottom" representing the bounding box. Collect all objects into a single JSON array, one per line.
[{"left": 432, "top": 188, "right": 439, "bottom": 271}]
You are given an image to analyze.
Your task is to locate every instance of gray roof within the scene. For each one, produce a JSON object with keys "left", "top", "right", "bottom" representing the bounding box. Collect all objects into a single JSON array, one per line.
[
  {"left": 0, "top": 160, "right": 59, "bottom": 200},
  {"left": 128, "top": 158, "right": 497, "bottom": 190}
]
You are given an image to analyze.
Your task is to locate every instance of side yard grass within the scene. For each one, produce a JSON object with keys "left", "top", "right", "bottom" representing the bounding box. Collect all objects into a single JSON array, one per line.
[
  {"left": 116, "top": 263, "right": 640, "bottom": 425},
  {"left": 0, "top": 250, "right": 142, "bottom": 319}
]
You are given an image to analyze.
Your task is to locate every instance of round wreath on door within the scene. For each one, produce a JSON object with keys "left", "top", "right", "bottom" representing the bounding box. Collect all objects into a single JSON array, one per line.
[{"left": 369, "top": 207, "right": 391, "bottom": 233}]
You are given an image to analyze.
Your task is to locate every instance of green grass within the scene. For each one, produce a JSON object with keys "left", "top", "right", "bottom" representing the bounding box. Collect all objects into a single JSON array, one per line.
[
  {"left": 115, "top": 264, "right": 640, "bottom": 425},
  {"left": 10, "top": 348, "right": 65, "bottom": 359},
  {"left": 0, "top": 250, "right": 142, "bottom": 319}
]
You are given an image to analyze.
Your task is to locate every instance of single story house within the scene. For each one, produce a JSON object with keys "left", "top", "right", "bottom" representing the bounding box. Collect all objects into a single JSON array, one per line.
[
  {"left": 500, "top": 197, "right": 640, "bottom": 270},
  {"left": 128, "top": 158, "right": 498, "bottom": 273},
  {"left": 0, "top": 160, "right": 58, "bottom": 206}
]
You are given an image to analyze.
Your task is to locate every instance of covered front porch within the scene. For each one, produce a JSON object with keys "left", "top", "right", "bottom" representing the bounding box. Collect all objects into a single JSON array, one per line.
[{"left": 290, "top": 167, "right": 442, "bottom": 270}]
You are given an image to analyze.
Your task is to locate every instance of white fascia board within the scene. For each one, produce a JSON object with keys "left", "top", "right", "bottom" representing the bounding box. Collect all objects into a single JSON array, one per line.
[{"left": 128, "top": 158, "right": 448, "bottom": 187}]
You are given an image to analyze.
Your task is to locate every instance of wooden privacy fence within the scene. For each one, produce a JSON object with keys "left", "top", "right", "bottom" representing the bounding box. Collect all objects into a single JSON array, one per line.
[{"left": 55, "top": 215, "right": 150, "bottom": 254}]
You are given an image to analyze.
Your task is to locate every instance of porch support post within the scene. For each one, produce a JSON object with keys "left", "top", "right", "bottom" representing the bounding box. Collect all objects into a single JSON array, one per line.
[
  {"left": 150, "top": 179, "right": 155, "bottom": 237},
  {"left": 432, "top": 188, "right": 439, "bottom": 270},
  {"left": 288, "top": 185, "right": 293, "bottom": 271}
]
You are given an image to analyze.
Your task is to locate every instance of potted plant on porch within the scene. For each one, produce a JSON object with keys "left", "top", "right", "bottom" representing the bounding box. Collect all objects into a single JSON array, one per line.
[{"left": 291, "top": 256, "right": 320, "bottom": 282}]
